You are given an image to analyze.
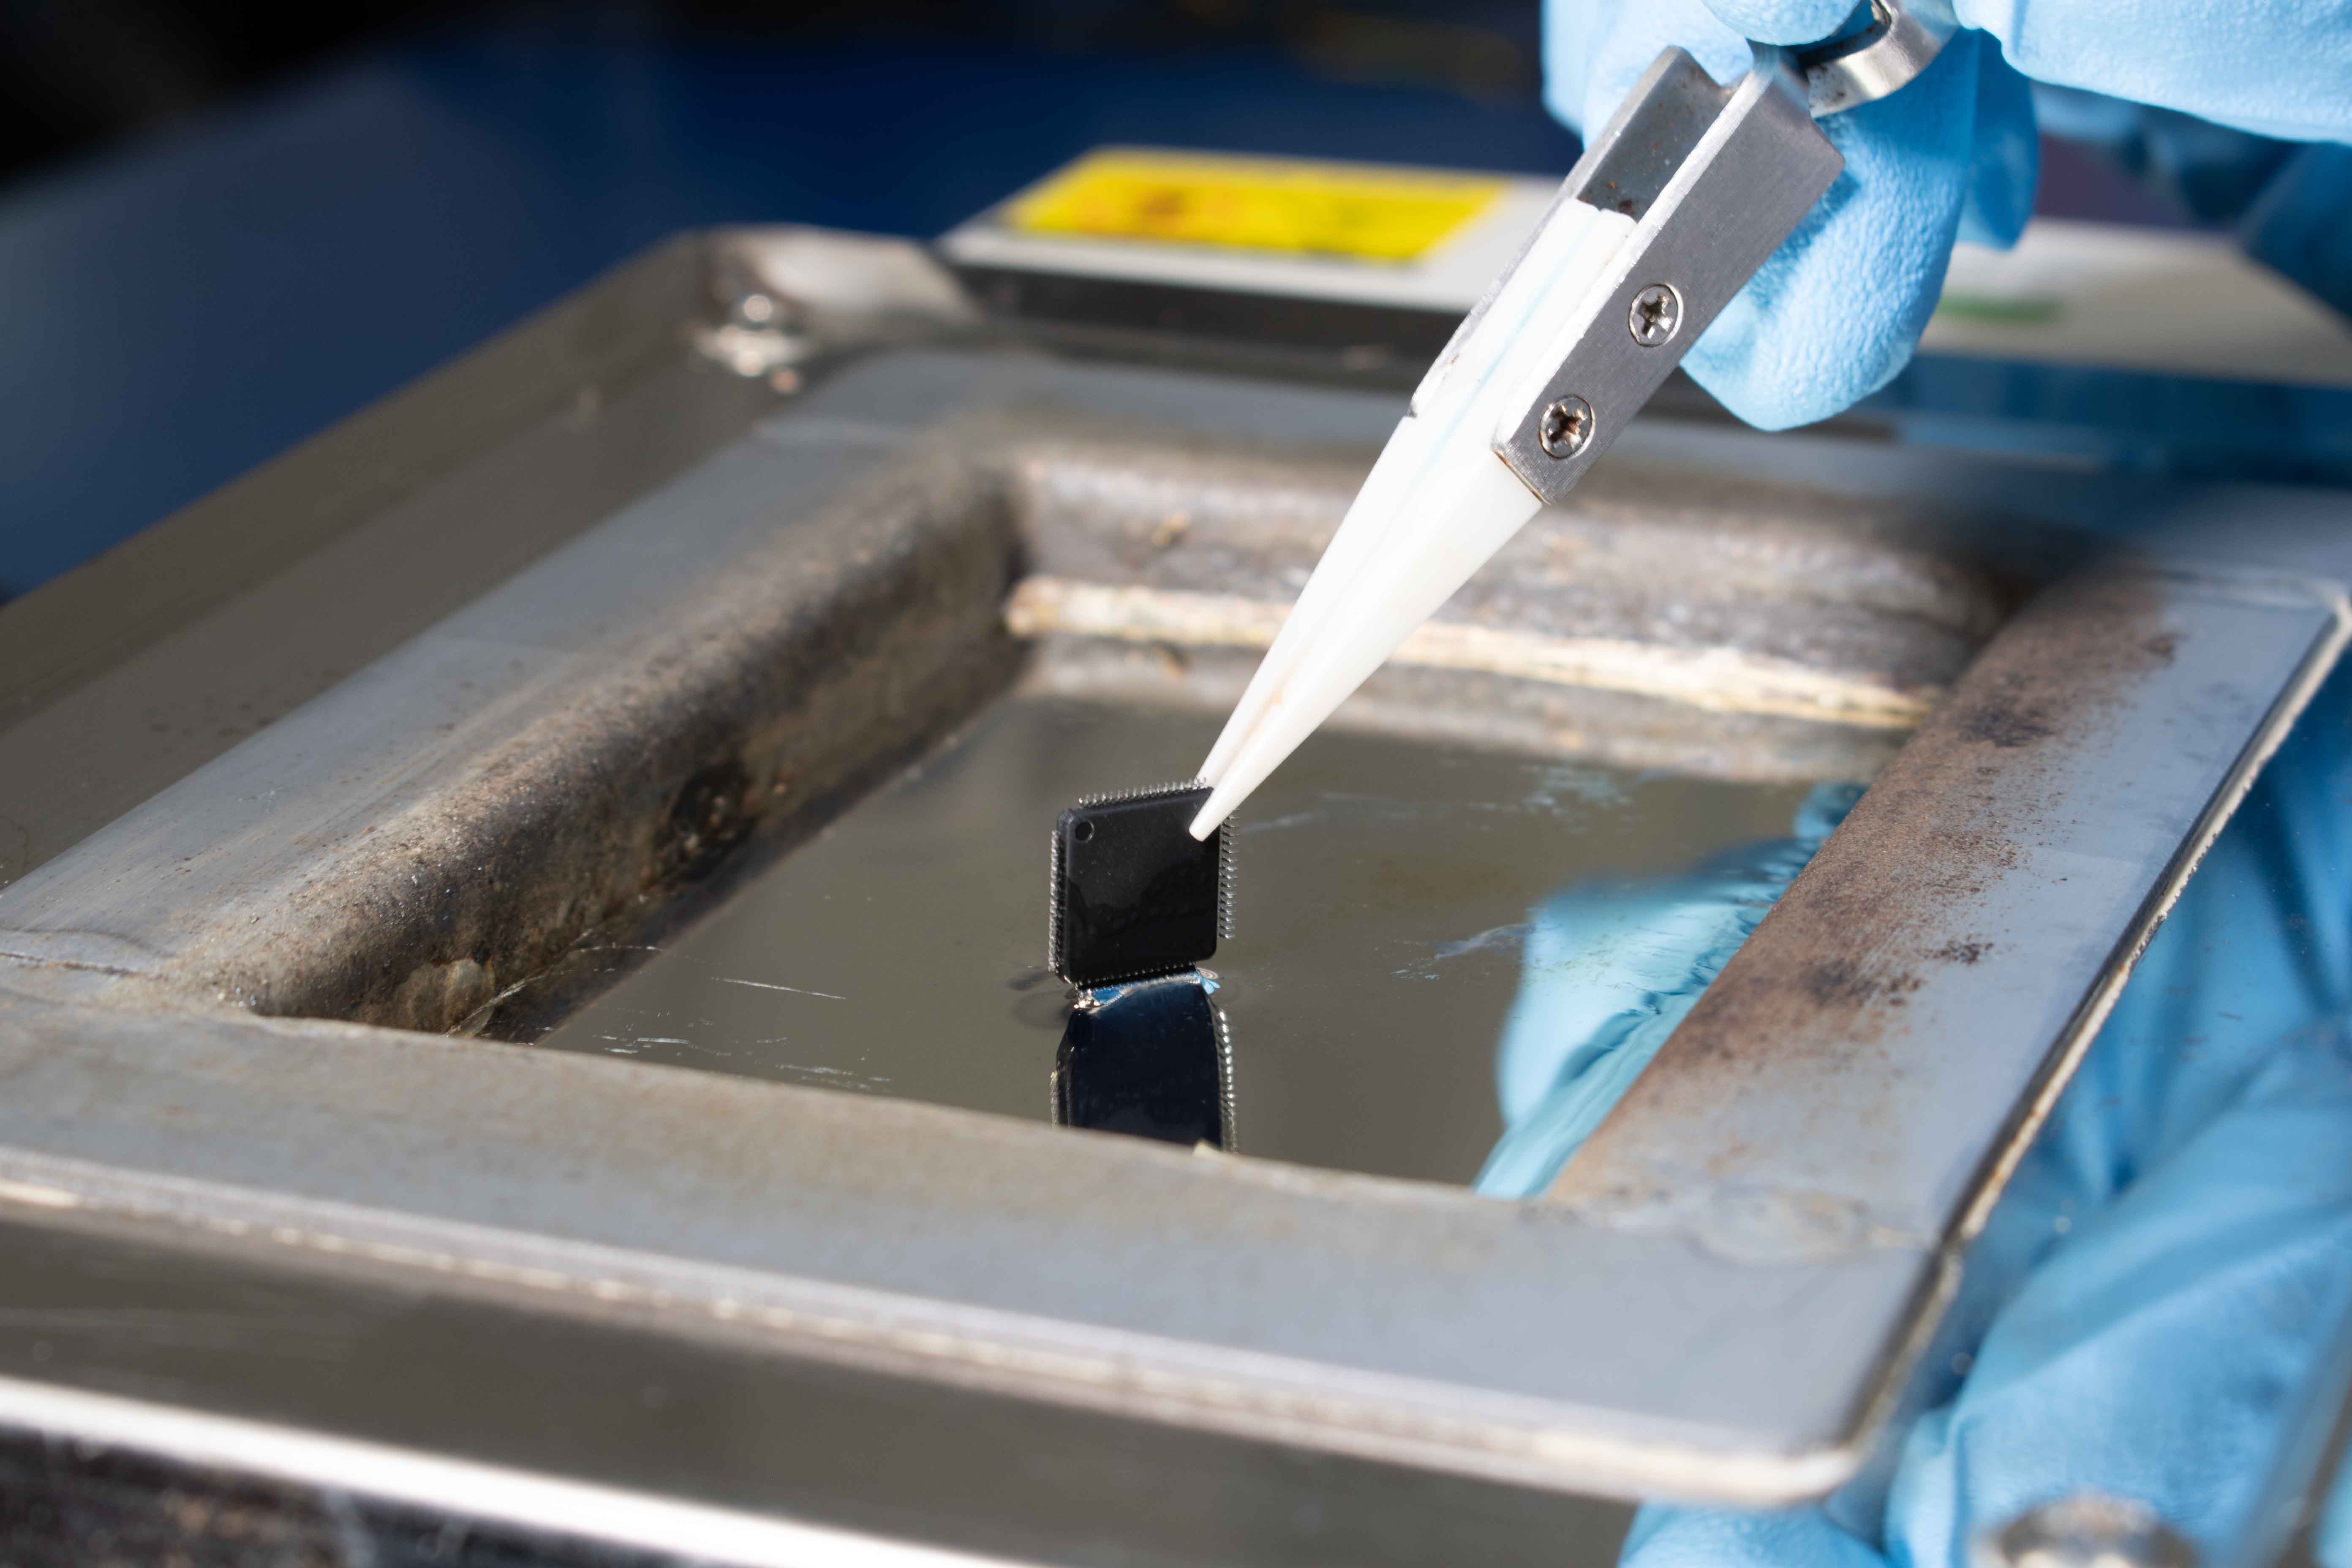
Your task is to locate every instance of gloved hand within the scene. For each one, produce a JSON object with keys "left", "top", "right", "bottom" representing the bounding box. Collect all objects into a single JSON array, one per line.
[
  {"left": 2031, "top": 83, "right": 2352, "bottom": 321},
  {"left": 1484, "top": 669, "right": 2352, "bottom": 1563},
  {"left": 1541, "top": 0, "right": 2352, "bottom": 429}
]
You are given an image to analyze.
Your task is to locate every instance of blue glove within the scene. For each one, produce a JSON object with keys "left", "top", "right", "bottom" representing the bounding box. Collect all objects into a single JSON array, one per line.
[
  {"left": 2032, "top": 82, "right": 2352, "bottom": 320},
  {"left": 1484, "top": 669, "right": 2352, "bottom": 1563},
  {"left": 1542, "top": 0, "right": 2352, "bottom": 429}
]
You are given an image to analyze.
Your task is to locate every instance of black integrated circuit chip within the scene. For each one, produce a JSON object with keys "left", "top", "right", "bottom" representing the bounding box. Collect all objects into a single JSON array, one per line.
[{"left": 1049, "top": 781, "right": 1234, "bottom": 988}]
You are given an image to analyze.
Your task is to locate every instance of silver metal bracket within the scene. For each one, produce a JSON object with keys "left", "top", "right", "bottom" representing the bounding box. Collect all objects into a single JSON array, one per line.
[
  {"left": 1796, "top": 0, "right": 1960, "bottom": 117},
  {"left": 1491, "top": 48, "right": 1843, "bottom": 507}
]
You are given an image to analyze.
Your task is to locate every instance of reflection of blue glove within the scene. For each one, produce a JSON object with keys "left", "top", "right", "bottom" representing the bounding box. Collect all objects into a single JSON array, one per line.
[
  {"left": 1477, "top": 781, "right": 1860, "bottom": 1198},
  {"left": 1542, "top": 0, "right": 2352, "bottom": 430},
  {"left": 1486, "top": 670, "right": 2352, "bottom": 1561}
]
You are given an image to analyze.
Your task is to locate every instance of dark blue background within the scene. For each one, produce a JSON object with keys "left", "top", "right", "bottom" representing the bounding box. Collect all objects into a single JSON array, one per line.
[{"left": 0, "top": 26, "right": 1590, "bottom": 599}]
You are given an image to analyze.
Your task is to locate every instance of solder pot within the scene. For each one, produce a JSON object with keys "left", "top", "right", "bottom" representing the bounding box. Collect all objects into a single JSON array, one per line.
[{"left": 0, "top": 228, "right": 2344, "bottom": 1555}]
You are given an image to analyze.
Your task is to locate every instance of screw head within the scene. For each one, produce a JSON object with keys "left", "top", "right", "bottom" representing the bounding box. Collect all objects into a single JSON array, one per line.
[
  {"left": 1537, "top": 396, "right": 1595, "bottom": 460},
  {"left": 1977, "top": 1494, "right": 2197, "bottom": 1568},
  {"left": 1628, "top": 283, "right": 1683, "bottom": 348}
]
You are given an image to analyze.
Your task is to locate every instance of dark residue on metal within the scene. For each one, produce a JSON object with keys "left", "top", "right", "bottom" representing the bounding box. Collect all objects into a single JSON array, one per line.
[
  {"left": 1550, "top": 562, "right": 2179, "bottom": 1217},
  {"left": 1951, "top": 673, "right": 2060, "bottom": 749},
  {"left": 1798, "top": 959, "right": 1922, "bottom": 1010},
  {"left": 56, "top": 456, "right": 1026, "bottom": 1035}
]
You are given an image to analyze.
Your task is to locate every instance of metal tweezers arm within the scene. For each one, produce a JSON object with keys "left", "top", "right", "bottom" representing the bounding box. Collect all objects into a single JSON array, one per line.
[
  {"left": 1486, "top": 47, "right": 1841, "bottom": 506},
  {"left": 1481, "top": 0, "right": 1957, "bottom": 506}
]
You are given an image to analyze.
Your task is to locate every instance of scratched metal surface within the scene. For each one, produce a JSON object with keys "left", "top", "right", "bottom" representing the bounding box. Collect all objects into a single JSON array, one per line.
[
  {"left": 0, "top": 1211, "right": 1638, "bottom": 1568},
  {"left": 529, "top": 694, "right": 1817, "bottom": 1186}
]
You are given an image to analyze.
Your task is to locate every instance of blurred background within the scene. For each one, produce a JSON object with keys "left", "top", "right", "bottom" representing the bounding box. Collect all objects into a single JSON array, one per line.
[
  {"left": 0, "top": 0, "right": 1569, "bottom": 186},
  {"left": 0, "top": 0, "right": 2180, "bottom": 601}
]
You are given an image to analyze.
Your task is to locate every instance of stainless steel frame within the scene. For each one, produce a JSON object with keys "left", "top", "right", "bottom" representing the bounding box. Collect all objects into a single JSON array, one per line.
[{"left": 2, "top": 227, "right": 2349, "bottom": 1563}]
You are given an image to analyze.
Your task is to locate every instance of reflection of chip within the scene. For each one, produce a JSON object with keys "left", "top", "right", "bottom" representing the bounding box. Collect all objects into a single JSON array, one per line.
[
  {"left": 1052, "top": 974, "right": 1234, "bottom": 1150},
  {"left": 1049, "top": 782, "right": 1234, "bottom": 988}
]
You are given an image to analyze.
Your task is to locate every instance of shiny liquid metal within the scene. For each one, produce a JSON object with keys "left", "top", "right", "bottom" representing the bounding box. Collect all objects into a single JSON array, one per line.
[{"left": 533, "top": 697, "right": 1814, "bottom": 1186}]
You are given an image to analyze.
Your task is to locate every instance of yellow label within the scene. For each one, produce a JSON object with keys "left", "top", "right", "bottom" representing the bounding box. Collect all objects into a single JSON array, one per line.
[{"left": 1007, "top": 151, "right": 1503, "bottom": 264}]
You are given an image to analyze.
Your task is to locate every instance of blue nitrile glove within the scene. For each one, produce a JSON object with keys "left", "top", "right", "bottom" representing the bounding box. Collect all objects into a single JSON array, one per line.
[
  {"left": 1484, "top": 668, "right": 2352, "bottom": 1563},
  {"left": 1542, "top": 0, "right": 2352, "bottom": 429},
  {"left": 2032, "top": 81, "right": 2352, "bottom": 321}
]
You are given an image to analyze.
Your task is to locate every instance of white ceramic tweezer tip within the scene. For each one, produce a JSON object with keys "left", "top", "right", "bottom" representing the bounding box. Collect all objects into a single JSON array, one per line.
[{"left": 1184, "top": 197, "right": 1637, "bottom": 836}]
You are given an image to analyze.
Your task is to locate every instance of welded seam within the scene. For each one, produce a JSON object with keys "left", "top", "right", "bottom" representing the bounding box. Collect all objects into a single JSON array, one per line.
[
  {"left": 1005, "top": 577, "right": 1939, "bottom": 729},
  {"left": 0, "top": 949, "right": 147, "bottom": 981}
]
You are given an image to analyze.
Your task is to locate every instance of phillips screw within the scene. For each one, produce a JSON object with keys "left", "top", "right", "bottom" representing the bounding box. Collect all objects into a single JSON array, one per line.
[
  {"left": 1628, "top": 284, "right": 1683, "bottom": 347},
  {"left": 1537, "top": 396, "right": 1596, "bottom": 460}
]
